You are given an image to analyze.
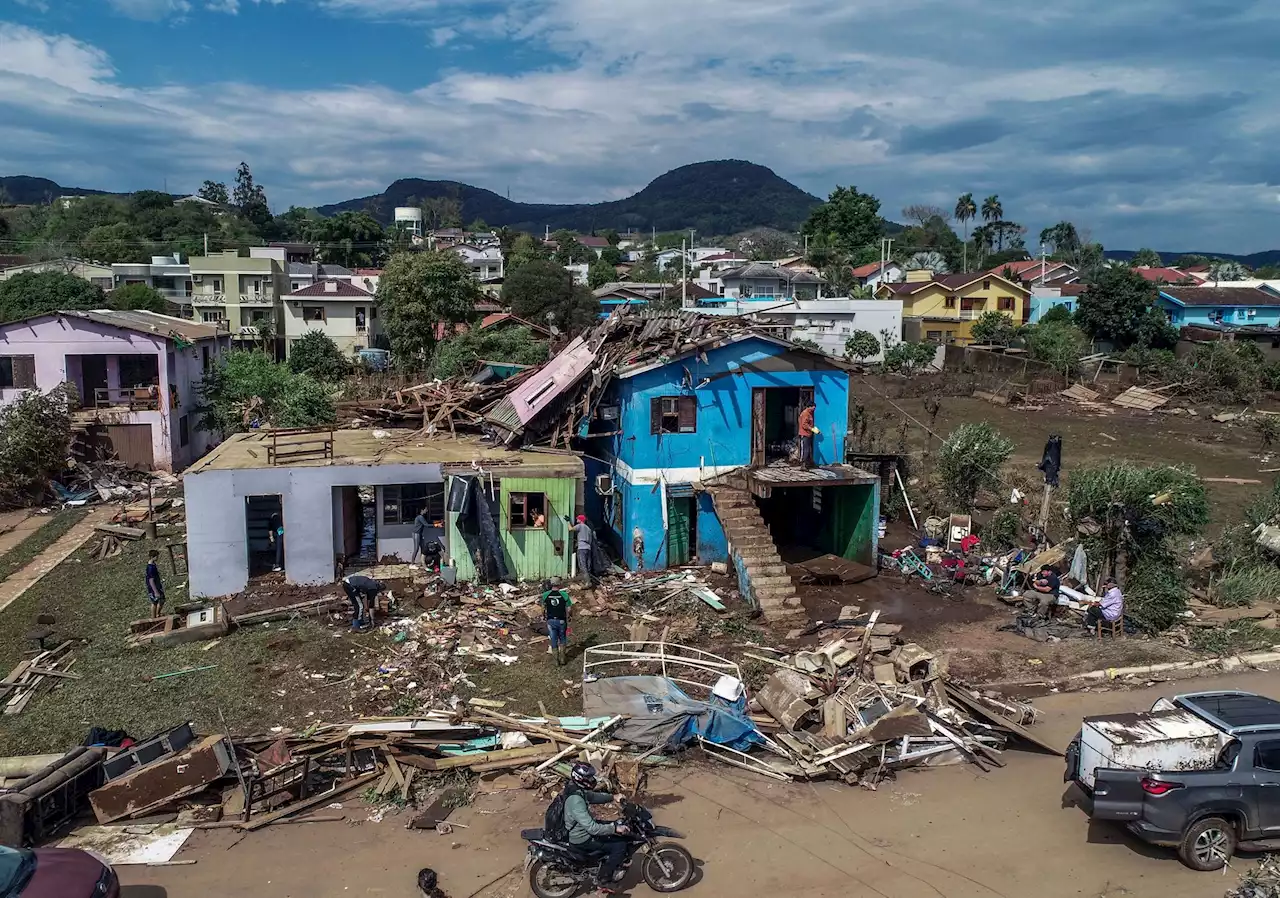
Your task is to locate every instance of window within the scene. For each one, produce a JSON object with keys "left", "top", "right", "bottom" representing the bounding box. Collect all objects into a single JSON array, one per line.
[
  {"left": 1256, "top": 740, "right": 1280, "bottom": 772},
  {"left": 509, "top": 491, "right": 548, "bottom": 529},
  {"left": 356, "top": 308, "right": 367, "bottom": 331},
  {"left": 302, "top": 306, "right": 326, "bottom": 322},
  {"left": 119, "top": 354, "right": 159, "bottom": 387},
  {"left": 926, "top": 330, "right": 943, "bottom": 342},
  {"left": 201, "top": 311, "right": 224, "bottom": 323},
  {"left": 0, "top": 355, "right": 36, "bottom": 390},
  {"left": 212, "top": 278, "right": 222, "bottom": 293},
  {"left": 998, "top": 296, "right": 1015, "bottom": 311},
  {"left": 982, "top": 279, "right": 991, "bottom": 290},
  {"left": 945, "top": 330, "right": 956, "bottom": 344},
  {"left": 291, "top": 281, "right": 301, "bottom": 291},
  {"left": 944, "top": 296, "right": 956, "bottom": 308},
  {"left": 179, "top": 415, "right": 190, "bottom": 447},
  {"left": 383, "top": 483, "right": 445, "bottom": 526},
  {"left": 650, "top": 396, "right": 697, "bottom": 434},
  {"left": 1248, "top": 309, "right": 1258, "bottom": 319}
]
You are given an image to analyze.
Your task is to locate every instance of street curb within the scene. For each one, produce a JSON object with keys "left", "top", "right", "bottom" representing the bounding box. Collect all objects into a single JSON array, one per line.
[{"left": 982, "top": 649, "right": 1280, "bottom": 692}]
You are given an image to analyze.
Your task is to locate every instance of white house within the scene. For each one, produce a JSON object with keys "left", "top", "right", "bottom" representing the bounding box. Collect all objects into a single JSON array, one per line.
[
  {"left": 0, "top": 258, "right": 114, "bottom": 291},
  {"left": 752, "top": 298, "right": 904, "bottom": 362},
  {"left": 719, "top": 262, "right": 825, "bottom": 301},
  {"left": 850, "top": 261, "right": 904, "bottom": 289},
  {"left": 283, "top": 279, "right": 379, "bottom": 357},
  {"left": 452, "top": 244, "right": 504, "bottom": 282}
]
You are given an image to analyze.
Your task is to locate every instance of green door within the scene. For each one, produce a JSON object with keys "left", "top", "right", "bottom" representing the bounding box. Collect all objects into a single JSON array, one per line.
[{"left": 668, "top": 497, "right": 693, "bottom": 566}]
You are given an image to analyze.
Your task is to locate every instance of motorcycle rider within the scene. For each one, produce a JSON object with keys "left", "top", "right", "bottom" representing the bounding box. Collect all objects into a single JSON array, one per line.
[{"left": 563, "top": 762, "right": 629, "bottom": 893}]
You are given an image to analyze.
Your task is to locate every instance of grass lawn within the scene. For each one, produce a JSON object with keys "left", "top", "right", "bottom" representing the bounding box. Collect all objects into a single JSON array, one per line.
[
  {"left": 0, "top": 535, "right": 390, "bottom": 755},
  {"left": 0, "top": 509, "right": 88, "bottom": 581}
]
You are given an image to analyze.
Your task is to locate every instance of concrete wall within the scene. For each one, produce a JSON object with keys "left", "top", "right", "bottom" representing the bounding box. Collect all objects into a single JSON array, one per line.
[{"left": 283, "top": 299, "right": 378, "bottom": 356}]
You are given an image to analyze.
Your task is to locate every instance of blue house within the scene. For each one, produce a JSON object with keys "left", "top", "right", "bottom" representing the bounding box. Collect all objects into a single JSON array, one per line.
[
  {"left": 579, "top": 329, "right": 880, "bottom": 618},
  {"left": 1157, "top": 286, "right": 1280, "bottom": 328}
]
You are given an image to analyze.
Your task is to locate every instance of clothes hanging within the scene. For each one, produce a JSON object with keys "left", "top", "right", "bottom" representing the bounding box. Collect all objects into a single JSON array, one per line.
[{"left": 1037, "top": 435, "right": 1063, "bottom": 487}]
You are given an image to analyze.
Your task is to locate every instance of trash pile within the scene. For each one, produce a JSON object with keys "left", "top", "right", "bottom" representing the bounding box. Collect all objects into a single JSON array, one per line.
[
  {"left": 336, "top": 374, "right": 536, "bottom": 434},
  {"left": 54, "top": 456, "right": 179, "bottom": 505},
  {"left": 1227, "top": 853, "right": 1280, "bottom": 898}
]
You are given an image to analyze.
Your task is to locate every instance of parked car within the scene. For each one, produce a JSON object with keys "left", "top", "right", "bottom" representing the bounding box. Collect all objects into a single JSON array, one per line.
[
  {"left": 0, "top": 845, "right": 118, "bottom": 897},
  {"left": 1066, "top": 690, "right": 1280, "bottom": 871}
]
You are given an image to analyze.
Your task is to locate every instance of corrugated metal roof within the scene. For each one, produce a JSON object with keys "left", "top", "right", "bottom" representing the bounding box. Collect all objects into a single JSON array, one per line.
[{"left": 0, "top": 309, "right": 224, "bottom": 342}]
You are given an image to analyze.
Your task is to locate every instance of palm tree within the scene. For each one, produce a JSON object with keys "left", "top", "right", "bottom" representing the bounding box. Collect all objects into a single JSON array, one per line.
[
  {"left": 954, "top": 193, "right": 977, "bottom": 272},
  {"left": 981, "top": 195, "right": 1002, "bottom": 225}
]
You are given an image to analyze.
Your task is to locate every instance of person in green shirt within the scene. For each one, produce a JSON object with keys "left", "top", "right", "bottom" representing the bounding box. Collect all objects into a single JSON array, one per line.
[{"left": 541, "top": 579, "right": 572, "bottom": 667}]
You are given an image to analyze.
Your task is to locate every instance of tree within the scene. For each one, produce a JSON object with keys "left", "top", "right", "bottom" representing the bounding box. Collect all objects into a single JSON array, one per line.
[
  {"left": 897, "top": 215, "right": 965, "bottom": 273},
  {"left": 587, "top": 258, "right": 615, "bottom": 289},
  {"left": 980, "top": 195, "right": 1002, "bottom": 225},
  {"left": 970, "top": 310, "right": 1018, "bottom": 346},
  {"left": 376, "top": 250, "right": 481, "bottom": 369},
  {"left": 902, "top": 204, "right": 948, "bottom": 228},
  {"left": 801, "top": 185, "right": 882, "bottom": 258},
  {"left": 0, "top": 272, "right": 104, "bottom": 323},
  {"left": 306, "top": 211, "right": 387, "bottom": 268},
  {"left": 1209, "top": 260, "right": 1250, "bottom": 282},
  {"left": 0, "top": 387, "right": 73, "bottom": 509},
  {"left": 501, "top": 259, "right": 597, "bottom": 332},
  {"left": 1174, "top": 254, "right": 1209, "bottom": 269},
  {"left": 882, "top": 341, "right": 937, "bottom": 374},
  {"left": 232, "top": 162, "right": 271, "bottom": 228},
  {"left": 1130, "top": 248, "right": 1163, "bottom": 268},
  {"left": 195, "top": 350, "right": 335, "bottom": 436},
  {"left": 1026, "top": 320, "right": 1087, "bottom": 376},
  {"left": 507, "top": 233, "right": 549, "bottom": 270},
  {"left": 954, "top": 193, "right": 977, "bottom": 251},
  {"left": 107, "top": 283, "right": 167, "bottom": 313},
  {"left": 81, "top": 223, "right": 144, "bottom": 264},
  {"left": 420, "top": 194, "right": 462, "bottom": 230},
  {"left": 602, "top": 229, "right": 621, "bottom": 246},
  {"left": 844, "top": 330, "right": 880, "bottom": 362},
  {"left": 1039, "top": 221, "right": 1081, "bottom": 259},
  {"left": 466, "top": 218, "right": 489, "bottom": 233},
  {"left": 1039, "top": 304, "right": 1073, "bottom": 325},
  {"left": 904, "top": 251, "right": 949, "bottom": 274},
  {"left": 430, "top": 326, "right": 550, "bottom": 379},
  {"left": 599, "top": 245, "right": 624, "bottom": 267},
  {"left": 286, "top": 330, "right": 351, "bottom": 382},
  {"left": 550, "top": 230, "right": 592, "bottom": 266},
  {"left": 938, "top": 422, "right": 1014, "bottom": 509},
  {"left": 1076, "top": 266, "right": 1177, "bottom": 349},
  {"left": 198, "top": 180, "right": 229, "bottom": 205},
  {"left": 1256, "top": 264, "right": 1280, "bottom": 279}
]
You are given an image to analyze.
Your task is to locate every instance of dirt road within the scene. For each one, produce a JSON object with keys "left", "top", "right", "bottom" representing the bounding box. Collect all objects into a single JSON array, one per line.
[{"left": 119, "top": 669, "right": 1280, "bottom": 898}]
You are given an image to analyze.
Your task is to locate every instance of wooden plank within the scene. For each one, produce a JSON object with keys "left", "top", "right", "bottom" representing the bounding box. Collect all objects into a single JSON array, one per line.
[
  {"left": 943, "top": 683, "right": 1063, "bottom": 756},
  {"left": 386, "top": 755, "right": 406, "bottom": 791},
  {"left": 240, "top": 772, "right": 380, "bottom": 831},
  {"left": 391, "top": 745, "right": 551, "bottom": 772},
  {"left": 94, "top": 524, "right": 146, "bottom": 540}
]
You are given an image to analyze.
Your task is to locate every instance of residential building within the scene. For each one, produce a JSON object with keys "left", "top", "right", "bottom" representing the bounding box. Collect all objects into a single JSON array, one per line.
[
  {"left": 593, "top": 282, "right": 670, "bottom": 311},
  {"left": 752, "top": 299, "right": 904, "bottom": 361},
  {"left": 690, "top": 247, "right": 729, "bottom": 263},
  {"left": 183, "top": 431, "right": 584, "bottom": 597},
  {"left": 1028, "top": 283, "right": 1087, "bottom": 323},
  {"left": 1132, "top": 266, "right": 1198, "bottom": 285},
  {"left": 849, "top": 261, "right": 903, "bottom": 289},
  {"left": 774, "top": 256, "right": 822, "bottom": 276},
  {"left": 719, "top": 262, "right": 824, "bottom": 302},
  {"left": 1, "top": 258, "right": 114, "bottom": 291},
  {"left": 284, "top": 261, "right": 356, "bottom": 293},
  {"left": 0, "top": 310, "right": 230, "bottom": 471},
  {"left": 988, "top": 259, "right": 1076, "bottom": 286},
  {"left": 188, "top": 250, "right": 288, "bottom": 339},
  {"left": 578, "top": 329, "right": 879, "bottom": 587},
  {"left": 576, "top": 236, "right": 610, "bottom": 258},
  {"left": 1157, "top": 286, "right": 1280, "bottom": 328},
  {"left": 876, "top": 270, "right": 1031, "bottom": 344},
  {"left": 353, "top": 269, "right": 383, "bottom": 295},
  {"left": 112, "top": 254, "right": 193, "bottom": 310},
  {"left": 282, "top": 279, "right": 379, "bottom": 356},
  {"left": 268, "top": 243, "right": 318, "bottom": 265},
  {"left": 452, "top": 244, "right": 504, "bottom": 282}
]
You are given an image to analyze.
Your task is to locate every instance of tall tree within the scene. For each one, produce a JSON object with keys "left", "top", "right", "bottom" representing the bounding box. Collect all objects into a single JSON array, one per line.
[
  {"left": 307, "top": 211, "right": 387, "bottom": 268},
  {"left": 501, "top": 259, "right": 598, "bottom": 333},
  {"left": 800, "top": 185, "right": 882, "bottom": 259},
  {"left": 419, "top": 194, "right": 462, "bottom": 230},
  {"left": 1130, "top": 248, "right": 1163, "bottom": 268},
  {"left": 902, "top": 204, "right": 948, "bottom": 228},
  {"left": 587, "top": 258, "right": 615, "bottom": 289},
  {"left": 232, "top": 162, "right": 271, "bottom": 229},
  {"left": 1076, "top": 266, "right": 1176, "bottom": 349},
  {"left": 507, "top": 233, "right": 549, "bottom": 270},
  {"left": 82, "top": 223, "right": 145, "bottom": 264},
  {"left": 954, "top": 194, "right": 977, "bottom": 239},
  {"left": 0, "top": 272, "right": 104, "bottom": 323},
  {"left": 1039, "top": 221, "right": 1081, "bottom": 259},
  {"left": 198, "top": 180, "right": 229, "bottom": 205},
  {"left": 980, "top": 195, "right": 1003, "bottom": 224},
  {"left": 376, "top": 250, "right": 480, "bottom": 369},
  {"left": 550, "top": 229, "right": 592, "bottom": 266}
]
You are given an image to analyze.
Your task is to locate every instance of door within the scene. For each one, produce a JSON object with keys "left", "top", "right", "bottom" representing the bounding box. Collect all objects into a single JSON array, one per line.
[
  {"left": 1090, "top": 769, "right": 1147, "bottom": 820},
  {"left": 1250, "top": 738, "right": 1280, "bottom": 833},
  {"left": 87, "top": 424, "right": 155, "bottom": 469},
  {"left": 667, "top": 497, "right": 694, "bottom": 566},
  {"left": 751, "top": 388, "right": 766, "bottom": 466},
  {"left": 83, "top": 356, "right": 108, "bottom": 404}
]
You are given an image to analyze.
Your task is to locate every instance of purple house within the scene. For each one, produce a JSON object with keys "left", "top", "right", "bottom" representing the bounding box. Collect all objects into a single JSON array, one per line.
[{"left": 0, "top": 310, "right": 232, "bottom": 471}]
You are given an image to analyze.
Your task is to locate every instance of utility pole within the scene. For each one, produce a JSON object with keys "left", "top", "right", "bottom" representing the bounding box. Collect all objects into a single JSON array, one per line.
[
  {"left": 203, "top": 233, "right": 208, "bottom": 256},
  {"left": 1040, "top": 243, "right": 1048, "bottom": 285}
]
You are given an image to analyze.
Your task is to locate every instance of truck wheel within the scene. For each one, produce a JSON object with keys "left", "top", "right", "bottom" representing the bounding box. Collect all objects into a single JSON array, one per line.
[{"left": 1178, "top": 817, "right": 1236, "bottom": 871}]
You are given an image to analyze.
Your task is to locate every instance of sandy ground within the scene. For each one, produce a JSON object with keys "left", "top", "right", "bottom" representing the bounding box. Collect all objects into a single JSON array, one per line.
[{"left": 118, "top": 668, "right": 1280, "bottom": 898}]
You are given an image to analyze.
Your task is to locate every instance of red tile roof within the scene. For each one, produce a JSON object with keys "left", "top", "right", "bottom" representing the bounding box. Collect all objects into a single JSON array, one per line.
[
  {"left": 699, "top": 253, "right": 746, "bottom": 262},
  {"left": 287, "top": 279, "right": 373, "bottom": 297},
  {"left": 1134, "top": 267, "right": 1195, "bottom": 283},
  {"left": 578, "top": 236, "right": 610, "bottom": 248},
  {"left": 850, "top": 261, "right": 892, "bottom": 278},
  {"left": 880, "top": 272, "right": 1028, "bottom": 295}
]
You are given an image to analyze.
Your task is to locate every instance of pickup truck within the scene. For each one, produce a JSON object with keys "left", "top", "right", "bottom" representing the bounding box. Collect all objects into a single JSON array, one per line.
[{"left": 1066, "top": 690, "right": 1280, "bottom": 871}]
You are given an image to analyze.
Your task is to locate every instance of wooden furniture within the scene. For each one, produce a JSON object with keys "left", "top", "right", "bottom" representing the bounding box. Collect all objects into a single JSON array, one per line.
[{"left": 1095, "top": 614, "right": 1124, "bottom": 639}]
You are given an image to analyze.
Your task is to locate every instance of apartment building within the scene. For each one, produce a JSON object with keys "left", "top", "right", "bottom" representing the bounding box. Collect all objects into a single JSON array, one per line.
[{"left": 188, "top": 250, "right": 288, "bottom": 339}]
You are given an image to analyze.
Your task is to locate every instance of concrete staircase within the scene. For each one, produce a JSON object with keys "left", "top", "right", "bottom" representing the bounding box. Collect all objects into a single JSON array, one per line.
[{"left": 709, "top": 488, "right": 805, "bottom": 621}]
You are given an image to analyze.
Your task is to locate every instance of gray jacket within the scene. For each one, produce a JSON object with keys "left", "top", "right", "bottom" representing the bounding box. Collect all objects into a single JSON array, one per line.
[{"left": 564, "top": 788, "right": 616, "bottom": 844}]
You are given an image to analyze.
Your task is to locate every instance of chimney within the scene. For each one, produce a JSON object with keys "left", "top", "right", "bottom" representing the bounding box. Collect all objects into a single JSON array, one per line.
[
  {"left": 324, "top": 280, "right": 338, "bottom": 293},
  {"left": 905, "top": 269, "right": 934, "bottom": 283}
]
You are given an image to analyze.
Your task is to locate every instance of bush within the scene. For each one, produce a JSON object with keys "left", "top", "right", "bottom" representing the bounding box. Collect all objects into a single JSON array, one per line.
[
  {"left": 970, "top": 311, "right": 1017, "bottom": 346},
  {"left": 844, "top": 330, "right": 880, "bottom": 362},
  {"left": 882, "top": 341, "right": 937, "bottom": 374},
  {"left": 0, "top": 387, "right": 73, "bottom": 509},
  {"left": 981, "top": 507, "right": 1022, "bottom": 550},
  {"left": 1184, "top": 342, "right": 1266, "bottom": 403},
  {"left": 196, "top": 350, "right": 335, "bottom": 435},
  {"left": 1039, "top": 304, "right": 1072, "bottom": 325},
  {"left": 287, "top": 331, "right": 351, "bottom": 382},
  {"left": 1026, "top": 321, "right": 1087, "bottom": 376},
  {"left": 1213, "top": 563, "right": 1280, "bottom": 608},
  {"left": 430, "top": 326, "right": 550, "bottom": 379},
  {"left": 1125, "top": 553, "right": 1188, "bottom": 633},
  {"left": 936, "top": 422, "right": 1014, "bottom": 509}
]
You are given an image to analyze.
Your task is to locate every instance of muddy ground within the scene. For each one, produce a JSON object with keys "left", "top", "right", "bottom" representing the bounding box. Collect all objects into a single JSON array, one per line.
[{"left": 119, "top": 667, "right": 1280, "bottom": 898}]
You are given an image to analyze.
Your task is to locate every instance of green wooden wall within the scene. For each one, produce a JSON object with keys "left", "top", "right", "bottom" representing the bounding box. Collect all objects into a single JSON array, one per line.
[{"left": 445, "top": 475, "right": 575, "bottom": 581}]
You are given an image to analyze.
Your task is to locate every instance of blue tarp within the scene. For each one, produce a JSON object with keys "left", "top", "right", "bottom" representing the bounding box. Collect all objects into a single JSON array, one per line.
[{"left": 582, "top": 675, "right": 762, "bottom": 752}]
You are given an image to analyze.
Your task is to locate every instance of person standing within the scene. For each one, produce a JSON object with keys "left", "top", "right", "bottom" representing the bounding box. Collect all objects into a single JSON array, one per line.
[
  {"left": 573, "top": 515, "right": 595, "bottom": 585},
  {"left": 269, "top": 512, "right": 284, "bottom": 573},
  {"left": 145, "top": 549, "right": 165, "bottom": 618},
  {"left": 798, "top": 403, "right": 820, "bottom": 468},
  {"left": 342, "top": 573, "right": 383, "bottom": 631},
  {"left": 1085, "top": 576, "right": 1124, "bottom": 631},
  {"left": 410, "top": 511, "right": 442, "bottom": 571},
  {"left": 541, "top": 579, "right": 572, "bottom": 666}
]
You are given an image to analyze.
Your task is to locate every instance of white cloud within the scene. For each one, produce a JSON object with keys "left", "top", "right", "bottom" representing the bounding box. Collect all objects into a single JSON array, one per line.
[
  {"left": 430, "top": 26, "right": 456, "bottom": 46},
  {"left": 207, "top": 0, "right": 240, "bottom": 12},
  {"left": 106, "top": 0, "right": 191, "bottom": 20}
]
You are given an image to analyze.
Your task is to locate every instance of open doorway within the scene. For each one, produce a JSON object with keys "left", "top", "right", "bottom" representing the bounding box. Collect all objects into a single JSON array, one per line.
[
  {"left": 757, "top": 483, "right": 877, "bottom": 569},
  {"left": 246, "top": 495, "right": 282, "bottom": 576},
  {"left": 751, "top": 386, "right": 814, "bottom": 466}
]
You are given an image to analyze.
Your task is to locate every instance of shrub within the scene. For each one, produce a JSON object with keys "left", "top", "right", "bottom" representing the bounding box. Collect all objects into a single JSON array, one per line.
[
  {"left": 844, "top": 330, "right": 880, "bottom": 362},
  {"left": 0, "top": 387, "right": 73, "bottom": 509},
  {"left": 196, "top": 350, "right": 335, "bottom": 435},
  {"left": 287, "top": 331, "right": 351, "bottom": 382},
  {"left": 882, "top": 341, "right": 937, "bottom": 374},
  {"left": 936, "top": 422, "right": 1014, "bottom": 509}
]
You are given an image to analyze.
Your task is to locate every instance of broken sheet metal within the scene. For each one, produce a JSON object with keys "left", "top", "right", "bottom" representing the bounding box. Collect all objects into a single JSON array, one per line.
[{"left": 583, "top": 675, "right": 761, "bottom": 751}]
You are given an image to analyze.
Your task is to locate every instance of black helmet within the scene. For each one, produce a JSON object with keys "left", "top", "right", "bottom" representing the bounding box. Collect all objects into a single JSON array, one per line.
[{"left": 570, "top": 762, "right": 598, "bottom": 790}]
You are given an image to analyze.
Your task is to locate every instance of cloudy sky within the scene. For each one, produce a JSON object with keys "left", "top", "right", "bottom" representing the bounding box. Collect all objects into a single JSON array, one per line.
[{"left": 1, "top": 0, "right": 1277, "bottom": 251}]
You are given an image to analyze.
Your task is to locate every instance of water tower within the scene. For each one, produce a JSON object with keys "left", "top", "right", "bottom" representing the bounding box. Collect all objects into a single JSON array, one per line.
[{"left": 394, "top": 207, "right": 423, "bottom": 238}]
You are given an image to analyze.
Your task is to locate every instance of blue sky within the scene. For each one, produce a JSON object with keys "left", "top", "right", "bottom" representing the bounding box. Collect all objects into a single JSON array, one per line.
[{"left": 2, "top": 0, "right": 1278, "bottom": 251}]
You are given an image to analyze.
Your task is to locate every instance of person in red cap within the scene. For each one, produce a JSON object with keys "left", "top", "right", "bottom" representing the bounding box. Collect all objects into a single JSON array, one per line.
[{"left": 573, "top": 514, "right": 595, "bottom": 584}]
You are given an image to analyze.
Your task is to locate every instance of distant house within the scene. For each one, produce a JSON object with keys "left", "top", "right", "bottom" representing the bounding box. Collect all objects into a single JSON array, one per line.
[
  {"left": 1157, "top": 286, "right": 1280, "bottom": 328},
  {"left": 1133, "top": 266, "right": 1198, "bottom": 285},
  {"left": 1028, "top": 283, "right": 1087, "bottom": 323},
  {"left": 752, "top": 299, "right": 904, "bottom": 361},
  {"left": 877, "top": 270, "right": 1030, "bottom": 343},
  {"left": 0, "top": 310, "right": 230, "bottom": 471},
  {"left": 286, "top": 261, "right": 356, "bottom": 293},
  {"left": 990, "top": 259, "right": 1077, "bottom": 286},
  {"left": 576, "top": 236, "right": 610, "bottom": 258},
  {"left": 283, "top": 279, "right": 379, "bottom": 356},
  {"left": 0, "top": 258, "right": 114, "bottom": 291},
  {"left": 593, "top": 282, "right": 669, "bottom": 311},
  {"left": 452, "top": 244, "right": 504, "bottom": 281},
  {"left": 112, "top": 254, "right": 193, "bottom": 311},
  {"left": 849, "top": 261, "right": 903, "bottom": 289},
  {"left": 719, "top": 262, "right": 824, "bottom": 301}
]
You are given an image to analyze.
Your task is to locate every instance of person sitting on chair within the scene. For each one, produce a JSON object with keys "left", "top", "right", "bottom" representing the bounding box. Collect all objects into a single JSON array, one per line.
[{"left": 1085, "top": 577, "right": 1124, "bottom": 631}]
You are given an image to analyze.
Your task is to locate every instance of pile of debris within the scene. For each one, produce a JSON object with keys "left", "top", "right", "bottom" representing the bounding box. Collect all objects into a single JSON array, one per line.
[
  {"left": 0, "top": 639, "right": 81, "bottom": 717},
  {"left": 54, "top": 456, "right": 179, "bottom": 506},
  {"left": 336, "top": 373, "right": 536, "bottom": 434}
]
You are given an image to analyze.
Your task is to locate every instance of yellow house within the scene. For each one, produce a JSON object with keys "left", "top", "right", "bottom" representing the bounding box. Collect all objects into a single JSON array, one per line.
[{"left": 876, "top": 270, "right": 1031, "bottom": 345}]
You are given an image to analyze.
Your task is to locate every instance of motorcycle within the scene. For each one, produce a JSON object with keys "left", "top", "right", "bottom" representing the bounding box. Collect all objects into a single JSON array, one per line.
[{"left": 522, "top": 799, "right": 695, "bottom": 898}]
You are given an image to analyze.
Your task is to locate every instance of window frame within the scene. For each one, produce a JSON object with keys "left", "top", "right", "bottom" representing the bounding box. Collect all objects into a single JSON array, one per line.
[
  {"left": 382, "top": 483, "right": 445, "bottom": 526},
  {"left": 998, "top": 296, "right": 1015, "bottom": 311},
  {"left": 302, "top": 305, "right": 327, "bottom": 323},
  {"left": 944, "top": 296, "right": 956, "bottom": 309},
  {"left": 1255, "top": 739, "right": 1280, "bottom": 772},
  {"left": 0, "top": 355, "right": 36, "bottom": 390},
  {"left": 179, "top": 414, "right": 190, "bottom": 447},
  {"left": 508, "top": 491, "right": 548, "bottom": 530},
  {"left": 650, "top": 395, "right": 697, "bottom": 435}
]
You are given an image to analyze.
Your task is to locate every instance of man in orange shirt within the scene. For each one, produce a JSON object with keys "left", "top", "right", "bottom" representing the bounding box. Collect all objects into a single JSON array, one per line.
[{"left": 798, "top": 403, "right": 819, "bottom": 468}]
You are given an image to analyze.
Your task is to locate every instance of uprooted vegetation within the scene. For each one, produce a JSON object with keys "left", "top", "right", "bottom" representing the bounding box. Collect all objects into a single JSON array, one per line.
[{"left": 0, "top": 386, "right": 73, "bottom": 509}]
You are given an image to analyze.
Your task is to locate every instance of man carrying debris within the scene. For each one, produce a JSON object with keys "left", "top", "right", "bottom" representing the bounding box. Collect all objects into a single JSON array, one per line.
[
  {"left": 798, "top": 403, "right": 819, "bottom": 468},
  {"left": 573, "top": 515, "right": 595, "bottom": 584},
  {"left": 342, "top": 573, "right": 383, "bottom": 630},
  {"left": 410, "top": 511, "right": 443, "bottom": 572},
  {"left": 145, "top": 549, "right": 165, "bottom": 618},
  {"left": 1085, "top": 576, "right": 1124, "bottom": 631},
  {"left": 563, "top": 763, "right": 629, "bottom": 894},
  {"left": 541, "top": 579, "right": 572, "bottom": 665}
]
